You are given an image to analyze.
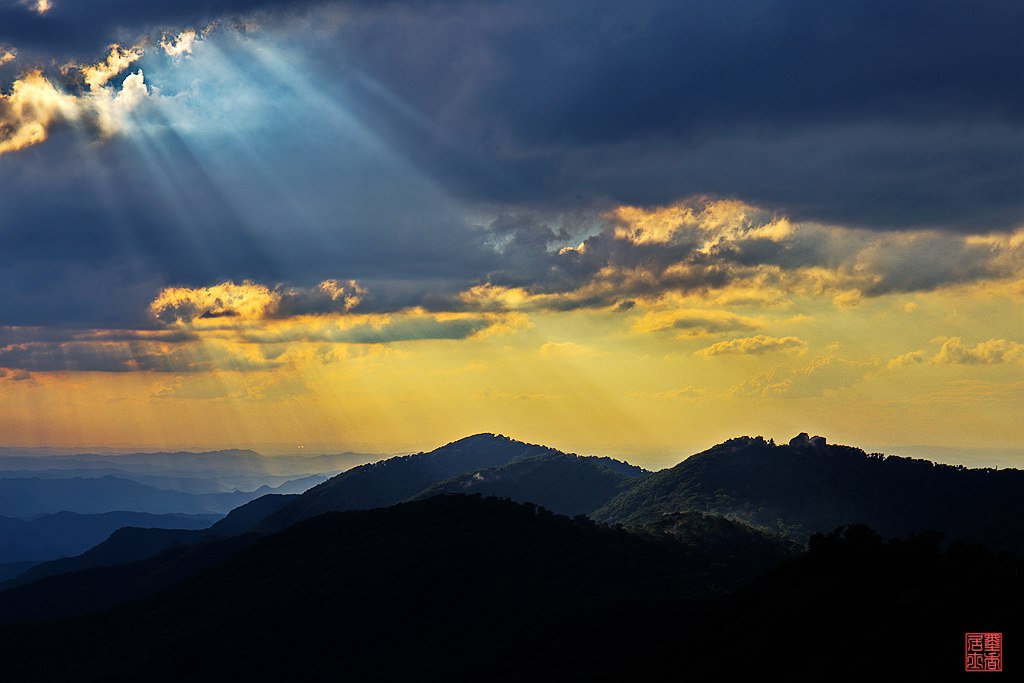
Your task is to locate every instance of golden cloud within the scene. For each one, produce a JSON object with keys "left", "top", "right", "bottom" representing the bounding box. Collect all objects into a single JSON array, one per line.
[
  {"left": 19, "top": 0, "right": 51, "bottom": 15},
  {"left": 1, "top": 46, "right": 149, "bottom": 155},
  {"left": 697, "top": 335, "right": 806, "bottom": 357},
  {"left": 0, "top": 71, "right": 80, "bottom": 154},
  {"left": 931, "top": 337, "right": 1024, "bottom": 365},
  {"left": 150, "top": 280, "right": 364, "bottom": 324},
  {"left": 151, "top": 281, "right": 279, "bottom": 324},
  {"left": 160, "top": 30, "right": 199, "bottom": 58},
  {"left": 887, "top": 350, "right": 926, "bottom": 369},
  {"left": 81, "top": 45, "right": 144, "bottom": 91},
  {"left": 610, "top": 199, "right": 794, "bottom": 250}
]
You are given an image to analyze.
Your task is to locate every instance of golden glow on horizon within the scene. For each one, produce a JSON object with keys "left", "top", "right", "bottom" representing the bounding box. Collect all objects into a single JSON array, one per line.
[{"left": 2, "top": 275, "right": 1022, "bottom": 467}]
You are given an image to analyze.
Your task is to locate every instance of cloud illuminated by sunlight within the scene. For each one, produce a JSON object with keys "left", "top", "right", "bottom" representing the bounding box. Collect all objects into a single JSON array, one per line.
[
  {"left": 82, "top": 45, "right": 143, "bottom": 90},
  {"left": 931, "top": 337, "right": 1024, "bottom": 365},
  {"left": 160, "top": 30, "right": 199, "bottom": 58},
  {"left": 20, "top": 0, "right": 51, "bottom": 15},
  {"left": 151, "top": 280, "right": 365, "bottom": 324},
  {"left": 0, "top": 70, "right": 79, "bottom": 154},
  {"left": 696, "top": 335, "right": 807, "bottom": 357},
  {"left": 1, "top": 45, "right": 149, "bottom": 154}
]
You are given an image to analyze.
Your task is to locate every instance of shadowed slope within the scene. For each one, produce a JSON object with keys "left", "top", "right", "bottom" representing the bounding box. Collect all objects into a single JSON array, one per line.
[
  {"left": 258, "top": 434, "right": 566, "bottom": 531},
  {"left": 410, "top": 452, "right": 647, "bottom": 516},
  {"left": 593, "top": 435, "right": 1024, "bottom": 552}
]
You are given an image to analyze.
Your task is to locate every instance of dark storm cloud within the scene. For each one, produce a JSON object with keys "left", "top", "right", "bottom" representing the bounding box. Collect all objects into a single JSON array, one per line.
[
  {"left": 321, "top": 0, "right": 1022, "bottom": 231},
  {"left": 0, "top": 0, "right": 318, "bottom": 56},
  {"left": 0, "top": 338, "right": 268, "bottom": 372},
  {"left": 0, "top": 0, "right": 1020, "bottom": 335},
  {"left": 2, "top": 0, "right": 1021, "bottom": 233}
]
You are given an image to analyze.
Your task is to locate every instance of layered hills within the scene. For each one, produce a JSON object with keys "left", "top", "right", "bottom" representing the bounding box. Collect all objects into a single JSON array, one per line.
[{"left": 0, "top": 431, "right": 1021, "bottom": 679}]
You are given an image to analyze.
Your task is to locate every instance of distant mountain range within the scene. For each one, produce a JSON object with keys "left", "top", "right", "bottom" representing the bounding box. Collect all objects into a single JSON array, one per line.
[
  {"left": 0, "top": 448, "right": 378, "bottom": 494},
  {"left": 0, "top": 432, "right": 1021, "bottom": 678},
  {"left": 0, "top": 511, "right": 219, "bottom": 579},
  {"left": 0, "top": 474, "right": 325, "bottom": 518}
]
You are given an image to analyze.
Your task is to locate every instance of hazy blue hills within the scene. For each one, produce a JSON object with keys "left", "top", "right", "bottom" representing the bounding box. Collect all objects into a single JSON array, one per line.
[
  {"left": 0, "top": 474, "right": 323, "bottom": 518},
  {"left": 1, "top": 495, "right": 300, "bottom": 588},
  {"left": 410, "top": 451, "right": 647, "bottom": 515},
  {"left": 0, "top": 435, "right": 639, "bottom": 589},
  {"left": 0, "top": 448, "right": 375, "bottom": 494},
  {"left": 0, "top": 511, "right": 218, "bottom": 566},
  {"left": 592, "top": 433, "right": 1024, "bottom": 553}
]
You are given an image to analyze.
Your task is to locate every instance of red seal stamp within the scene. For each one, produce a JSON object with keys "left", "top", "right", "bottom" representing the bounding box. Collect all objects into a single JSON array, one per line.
[{"left": 966, "top": 632, "right": 1002, "bottom": 672}]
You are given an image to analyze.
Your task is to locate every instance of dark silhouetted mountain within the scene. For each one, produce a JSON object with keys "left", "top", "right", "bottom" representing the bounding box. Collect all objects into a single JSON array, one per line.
[
  {"left": 258, "top": 433, "right": 567, "bottom": 530},
  {"left": 3, "top": 527, "right": 206, "bottom": 589},
  {"left": 0, "top": 475, "right": 322, "bottom": 518},
  {"left": 0, "top": 495, "right": 1017, "bottom": 681},
  {"left": 0, "top": 561, "right": 36, "bottom": 583},
  {"left": 0, "top": 495, "right": 759, "bottom": 679},
  {"left": 0, "top": 511, "right": 219, "bottom": 564},
  {"left": 206, "top": 493, "right": 298, "bottom": 536},
  {"left": 636, "top": 511, "right": 801, "bottom": 587},
  {"left": 592, "top": 434, "right": 1024, "bottom": 553},
  {"left": 0, "top": 532, "right": 259, "bottom": 626},
  {"left": 664, "top": 526, "right": 1024, "bottom": 680},
  {"left": 409, "top": 451, "right": 647, "bottom": 515}
]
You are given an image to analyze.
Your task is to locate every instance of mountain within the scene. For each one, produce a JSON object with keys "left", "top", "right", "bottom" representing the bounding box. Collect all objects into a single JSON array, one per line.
[
  {"left": 0, "top": 511, "right": 219, "bottom": 565},
  {"left": 0, "top": 532, "right": 259, "bottom": 627},
  {"left": 0, "top": 434, "right": 627, "bottom": 591},
  {"left": 410, "top": 451, "right": 647, "bottom": 515},
  {"left": 206, "top": 493, "right": 298, "bottom": 536},
  {"left": 257, "top": 433, "right": 568, "bottom": 530},
  {"left": 668, "top": 526, "right": 1024, "bottom": 679},
  {"left": 0, "top": 494, "right": 793, "bottom": 680},
  {"left": 0, "top": 449, "right": 378, "bottom": 495},
  {"left": 0, "top": 495, "right": 1016, "bottom": 681},
  {"left": 592, "top": 434, "right": 1024, "bottom": 552},
  {"left": 0, "top": 475, "right": 322, "bottom": 518},
  {"left": 4, "top": 526, "right": 206, "bottom": 588},
  {"left": 0, "top": 449, "right": 380, "bottom": 477},
  {"left": 2, "top": 495, "right": 300, "bottom": 587}
]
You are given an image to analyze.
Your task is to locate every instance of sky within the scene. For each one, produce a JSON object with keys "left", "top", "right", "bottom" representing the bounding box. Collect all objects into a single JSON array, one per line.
[{"left": 0, "top": 0, "right": 1021, "bottom": 467}]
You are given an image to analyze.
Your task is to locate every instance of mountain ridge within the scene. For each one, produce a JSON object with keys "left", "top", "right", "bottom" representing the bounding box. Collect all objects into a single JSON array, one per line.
[{"left": 592, "top": 433, "right": 1024, "bottom": 553}]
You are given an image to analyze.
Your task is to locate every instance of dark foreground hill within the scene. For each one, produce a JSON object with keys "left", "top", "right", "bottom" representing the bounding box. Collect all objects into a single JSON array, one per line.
[
  {"left": 593, "top": 434, "right": 1024, "bottom": 553},
  {"left": 0, "top": 495, "right": 1018, "bottom": 681},
  {"left": 0, "top": 495, "right": 793, "bottom": 628}
]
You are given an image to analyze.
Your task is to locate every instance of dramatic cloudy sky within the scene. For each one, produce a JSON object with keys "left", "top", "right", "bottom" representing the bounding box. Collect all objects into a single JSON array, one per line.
[{"left": 1, "top": 0, "right": 1021, "bottom": 464}]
